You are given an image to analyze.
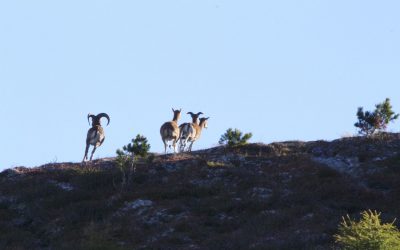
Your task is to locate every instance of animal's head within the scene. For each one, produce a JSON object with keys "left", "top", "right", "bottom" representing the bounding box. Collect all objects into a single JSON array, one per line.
[
  {"left": 187, "top": 112, "right": 203, "bottom": 123},
  {"left": 199, "top": 117, "right": 209, "bottom": 129},
  {"left": 172, "top": 108, "right": 182, "bottom": 121},
  {"left": 87, "top": 113, "right": 110, "bottom": 127}
]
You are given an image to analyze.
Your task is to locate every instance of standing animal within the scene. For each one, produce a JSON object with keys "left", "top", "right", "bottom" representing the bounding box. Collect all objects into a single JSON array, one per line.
[
  {"left": 82, "top": 113, "right": 110, "bottom": 162},
  {"left": 178, "top": 112, "right": 203, "bottom": 152},
  {"left": 179, "top": 116, "right": 209, "bottom": 152},
  {"left": 160, "top": 108, "right": 182, "bottom": 154}
]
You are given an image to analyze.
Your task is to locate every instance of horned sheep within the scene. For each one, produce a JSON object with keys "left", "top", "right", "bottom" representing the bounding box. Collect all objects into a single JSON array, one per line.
[
  {"left": 179, "top": 114, "right": 209, "bottom": 152},
  {"left": 82, "top": 113, "right": 110, "bottom": 162}
]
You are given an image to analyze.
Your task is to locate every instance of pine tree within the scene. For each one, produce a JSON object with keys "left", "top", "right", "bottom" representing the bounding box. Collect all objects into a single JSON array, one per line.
[
  {"left": 116, "top": 134, "right": 151, "bottom": 191},
  {"left": 117, "top": 134, "right": 151, "bottom": 159},
  {"left": 219, "top": 128, "right": 252, "bottom": 147},
  {"left": 354, "top": 98, "right": 399, "bottom": 136}
]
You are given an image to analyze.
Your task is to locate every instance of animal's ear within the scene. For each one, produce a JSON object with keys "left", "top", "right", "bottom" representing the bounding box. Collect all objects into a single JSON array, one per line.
[
  {"left": 172, "top": 108, "right": 175, "bottom": 112},
  {"left": 179, "top": 109, "right": 182, "bottom": 112},
  {"left": 205, "top": 117, "right": 210, "bottom": 120}
]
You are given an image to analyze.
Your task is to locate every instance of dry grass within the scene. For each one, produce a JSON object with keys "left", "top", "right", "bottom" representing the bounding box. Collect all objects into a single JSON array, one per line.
[{"left": 1, "top": 134, "right": 400, "bottom": 249}]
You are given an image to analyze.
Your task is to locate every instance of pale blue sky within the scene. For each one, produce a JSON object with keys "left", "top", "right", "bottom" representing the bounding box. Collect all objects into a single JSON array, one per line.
[{"left": 1, "top": 1, "right": 399, "bottom": 169}]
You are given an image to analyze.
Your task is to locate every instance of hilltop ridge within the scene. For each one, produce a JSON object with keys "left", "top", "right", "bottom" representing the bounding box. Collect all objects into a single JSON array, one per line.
[{"left": 1, "top": 133, "right": 400, "bottom": 249}]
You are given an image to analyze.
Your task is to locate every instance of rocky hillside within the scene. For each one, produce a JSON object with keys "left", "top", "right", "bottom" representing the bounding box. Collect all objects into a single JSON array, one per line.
[{"left": 1, "top": 133, "right": 400, "bottom": 249}]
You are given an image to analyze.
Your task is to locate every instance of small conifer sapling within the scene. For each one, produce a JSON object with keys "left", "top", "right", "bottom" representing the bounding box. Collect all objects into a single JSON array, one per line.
[
  {"left": 219, "top": 128, "right": 252, "bottom": 147},
  {"left": 354, "top": 98, "right": 399, "bottom": 136}
]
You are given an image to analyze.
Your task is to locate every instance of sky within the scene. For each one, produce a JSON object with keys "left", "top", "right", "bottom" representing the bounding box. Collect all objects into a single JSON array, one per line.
[{"left": 1, "top": 1, "right": 400, "bottom": 170}]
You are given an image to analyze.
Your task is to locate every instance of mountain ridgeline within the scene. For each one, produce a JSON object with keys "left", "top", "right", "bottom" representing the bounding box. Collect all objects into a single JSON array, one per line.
[{"left": 1, "top": 133, "right": 400, "bottom": 249}]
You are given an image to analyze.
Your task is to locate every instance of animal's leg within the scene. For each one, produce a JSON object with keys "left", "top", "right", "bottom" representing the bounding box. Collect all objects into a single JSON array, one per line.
[
  {"left": 178, "top": 139, "right": 183, "bottom": 152},
  {"left": 99, "top": 137, "right": 105, "bottom": 146},
  {"left": 179, "top": 138, "right": 186, "bottom": 152},
  {"left": 89, "top": 146, "right": 97, "bottom": 161},
  {"left": 163, "top": 140, "right": 167, "bottom": 154},
  {"left": 184, "top": 139, "right": 188, "bottom": 152},
  {"left": 173, "top": 139, "right": 177, "bottom": 153},
  {"left": 182, "top": 138, "right": 189, "bottom": 152},
  {"left": 188, "top": 141, "right": 194, "bottom": 152},
  {"left": 82, "top": 144, "right": 89, "bottom": 162}
]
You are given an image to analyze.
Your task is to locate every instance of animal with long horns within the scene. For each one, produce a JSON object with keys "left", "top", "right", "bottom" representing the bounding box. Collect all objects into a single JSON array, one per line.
[
  {"left": 180, "top": 116, "right": 209, "bottom": 152},
  {"left": 178, "top": 112, "right": 203, "bottom": 152},
  {"left": 82, "top": 113, "right": 110, "bottom": 162}
]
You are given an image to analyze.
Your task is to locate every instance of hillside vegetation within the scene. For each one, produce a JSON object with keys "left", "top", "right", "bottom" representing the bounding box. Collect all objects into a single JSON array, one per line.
[{"left": 1, "top": 133, "right": 400, "bottom": 249}]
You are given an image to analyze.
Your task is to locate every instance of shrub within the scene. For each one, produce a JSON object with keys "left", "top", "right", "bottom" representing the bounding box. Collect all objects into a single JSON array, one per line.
[
  {"left": 116, "top": 134, "right": 151, "bottom": 159},
  {"left": 334, "top": 210, "right": 400, "bottom": 250},
  {"left": 219, "top": 128, "right": 252, "bottom": 147},
  {"left": 115, "top": 134, "right": 151, "bottom": 191},
  {"left": 354, "top": 98, "right": 399, "bottom": 136}
]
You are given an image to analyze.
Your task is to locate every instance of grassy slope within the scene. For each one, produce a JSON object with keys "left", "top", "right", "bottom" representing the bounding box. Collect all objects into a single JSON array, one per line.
[{"left": 1, "top": 133, "right": 400, "bottom": 249}]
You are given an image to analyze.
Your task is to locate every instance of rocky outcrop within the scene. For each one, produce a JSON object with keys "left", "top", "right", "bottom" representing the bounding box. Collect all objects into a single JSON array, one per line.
[{"left": 1, "top": 133, "right": 399, "bottom": 249}]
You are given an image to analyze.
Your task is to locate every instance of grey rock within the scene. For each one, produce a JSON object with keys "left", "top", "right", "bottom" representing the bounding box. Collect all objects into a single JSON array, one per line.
[
  {"left": 251, "top": 187, "right": 273, "bottom": 200},
  {"left": 313, "top": 156, "right": 359, "bottom": 175},
  {"left": 123, "top": 199, "right": 153, "bottom": 211},
  {"left": 49, "top": 180, "right": 74, "bottom": 191}
]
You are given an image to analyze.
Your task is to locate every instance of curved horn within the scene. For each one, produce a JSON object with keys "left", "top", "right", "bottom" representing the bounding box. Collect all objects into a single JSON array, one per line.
[
  {"left": 197, "top": 112, "right": 203, "bottom": 116},
  {"left": 87, "top": 113, "right": 96, "bottom": 125},
  {"left": 187, "top": 112, "right": 194, "bottom": 116},
  {"left": 97, "top": 113, "right": 110, "bottom": 126},
  {"left": 172, "top": 108, "right": 175, "bottom": 112}
]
